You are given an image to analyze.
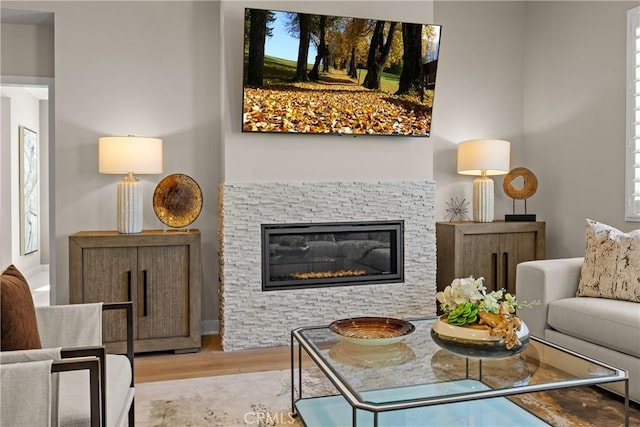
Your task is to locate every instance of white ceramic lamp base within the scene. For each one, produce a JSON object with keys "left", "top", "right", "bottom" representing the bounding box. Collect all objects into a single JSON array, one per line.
[
  {"left": 472, "top": 175, "right": 494, "bottom": 222},
  {"left": 117, "top": 177, "right": 143, "bottom": 233}
]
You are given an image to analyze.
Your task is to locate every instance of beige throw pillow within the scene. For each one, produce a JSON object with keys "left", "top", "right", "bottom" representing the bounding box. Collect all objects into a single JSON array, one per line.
[{"left": 577, "top": 219, "right": 640, "bottom": 302}]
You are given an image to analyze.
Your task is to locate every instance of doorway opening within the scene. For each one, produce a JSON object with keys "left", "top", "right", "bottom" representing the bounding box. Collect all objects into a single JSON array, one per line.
[{"left": 1, "top": 79, "right": 54, "bottom": 306}]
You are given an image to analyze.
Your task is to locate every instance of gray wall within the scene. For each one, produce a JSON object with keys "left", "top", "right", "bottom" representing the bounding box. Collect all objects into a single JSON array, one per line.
[
  {"left": 1, "top": 97, "right": 11, "bottom": 268},
  {"left": 522, "top": 1, "right": 636, "bottom": 258},
  {"left": 1, "top": 22, "right": 54, "bottom": 78},
  {"left": 432, "top": 1, "right": 526, "bottom": 221}
]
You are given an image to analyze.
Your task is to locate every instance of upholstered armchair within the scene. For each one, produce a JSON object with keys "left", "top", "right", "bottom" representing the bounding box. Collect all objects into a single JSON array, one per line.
[{"left": 1, "top": 265, "right": 135, "bottom": 427}]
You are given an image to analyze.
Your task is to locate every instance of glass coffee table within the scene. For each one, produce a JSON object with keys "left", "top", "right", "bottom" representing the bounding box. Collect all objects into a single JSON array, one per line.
[{"left": 290, "top": 317, "right": 629, "bottom": 426}]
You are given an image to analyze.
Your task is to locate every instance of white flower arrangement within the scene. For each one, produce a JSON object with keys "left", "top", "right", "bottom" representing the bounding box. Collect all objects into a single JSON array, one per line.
[{"left": 436, "top": 276, "right": 528, "bottom": 326}]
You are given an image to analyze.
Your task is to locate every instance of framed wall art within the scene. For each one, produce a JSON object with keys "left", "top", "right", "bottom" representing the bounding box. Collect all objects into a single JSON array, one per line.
[{"left": 19, "top": 125, "right": 38, "bottom": 255}]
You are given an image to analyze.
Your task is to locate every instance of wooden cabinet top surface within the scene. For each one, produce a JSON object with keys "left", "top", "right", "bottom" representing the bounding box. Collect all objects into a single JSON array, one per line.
[
  {"left": 436, "top": 221, "right": 545, "bottom": 234},
  {"left": 69, "top": 229, "right": 201, "bottom": 248},
  {"left": 71, "top": 229, "right": 200, "bottom": 237}
]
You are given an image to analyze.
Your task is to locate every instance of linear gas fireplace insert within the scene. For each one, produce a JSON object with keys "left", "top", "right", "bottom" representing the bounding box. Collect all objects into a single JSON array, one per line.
[{"left": 261, "top": 220, "right": 404, "bottom": 291}]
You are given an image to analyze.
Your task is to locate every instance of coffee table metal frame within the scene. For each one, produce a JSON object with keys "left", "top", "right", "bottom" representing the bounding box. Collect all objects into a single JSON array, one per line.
[{"left": 290, "top": 317, "right": 629, "bottom": 427}]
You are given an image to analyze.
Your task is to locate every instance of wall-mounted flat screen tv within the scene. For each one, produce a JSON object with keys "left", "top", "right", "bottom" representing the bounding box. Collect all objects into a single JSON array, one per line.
[{"left": 242, "top": 8, "right": 441, "bottom": 137}]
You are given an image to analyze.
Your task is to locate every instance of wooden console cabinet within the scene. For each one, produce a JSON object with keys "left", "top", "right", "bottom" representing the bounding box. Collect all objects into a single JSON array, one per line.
[
  {"left": 69, "top": 230, "right": 201, "bottom": 353},
  {"left": 436, "top": 221, "right": 545, "bottom": 297}
]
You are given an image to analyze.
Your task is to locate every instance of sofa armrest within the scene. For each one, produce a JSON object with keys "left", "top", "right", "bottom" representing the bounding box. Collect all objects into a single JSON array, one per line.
[{"left": 515, "top": 257, "right": 584, "bottom": 339}]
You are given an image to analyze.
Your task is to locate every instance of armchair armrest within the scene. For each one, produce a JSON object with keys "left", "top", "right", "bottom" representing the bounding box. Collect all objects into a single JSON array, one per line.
[
  {"left": 103, "top": 302, "right": 133, "bottom": 374},
  {"left": 516, "top": 257, "right": 584, "bottom": 338},
  {"left": 0, "top": 356, "right": 101, "bottom": 427},
  {"left": 52, "top": 357, "right": 102, "bottom": 427},
  {"left": 1, "top": 347, "right": 105, "bottom": 426},
  {"left": 101, "top": 302, "right": 134, "bottom": 427}
]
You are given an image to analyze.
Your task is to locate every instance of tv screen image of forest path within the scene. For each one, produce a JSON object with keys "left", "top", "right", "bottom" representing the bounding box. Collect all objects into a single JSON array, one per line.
[{"left": 243, "top": 8, "right": 442, "bottom": 137}]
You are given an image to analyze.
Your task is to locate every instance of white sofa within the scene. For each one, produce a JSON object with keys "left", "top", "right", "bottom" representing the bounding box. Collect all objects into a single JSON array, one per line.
[{"left": 516, "top": 258, "right": 640, "bottom": 403}]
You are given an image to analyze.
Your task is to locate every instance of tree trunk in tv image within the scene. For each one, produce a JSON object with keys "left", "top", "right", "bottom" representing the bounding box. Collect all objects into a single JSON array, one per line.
[
  {"left": 242, "top": 8, "right": 441, "bottom": 137},
  {"left": 246, "top": 9, "right": 269, "bottom": 87}
]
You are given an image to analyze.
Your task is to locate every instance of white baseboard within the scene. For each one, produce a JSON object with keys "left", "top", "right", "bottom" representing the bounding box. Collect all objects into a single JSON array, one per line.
[{"left": 200, "top": 319, "right": 220, "bottom": 336}]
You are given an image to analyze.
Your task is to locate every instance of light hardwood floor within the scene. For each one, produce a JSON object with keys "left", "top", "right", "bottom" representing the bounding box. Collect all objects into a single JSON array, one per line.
[{"left": 134, "top": 335, "right": 292, "bottom": 383}]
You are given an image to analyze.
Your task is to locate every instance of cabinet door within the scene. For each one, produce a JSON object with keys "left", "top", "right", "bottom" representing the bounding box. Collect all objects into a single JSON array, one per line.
[
  {"left": 136, "top": 245, "right": 190, "bottom": 340},
  {"left": 500, "top": 232, "right": 537, "bottom": 295},
  {"left": 461, "top": 233, "right": 501, "bottom": 293},
  {"left": 82, "top": 247, "right": 137, "bottom": 342}
]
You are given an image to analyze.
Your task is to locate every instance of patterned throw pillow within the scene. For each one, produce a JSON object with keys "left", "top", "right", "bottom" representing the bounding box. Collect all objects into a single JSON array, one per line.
[
  {"left": 0, "top": 265, "right": 42, "bottom": 350},
  {"left": 577, "top": 219, "right": 640, "bottom": 302}
]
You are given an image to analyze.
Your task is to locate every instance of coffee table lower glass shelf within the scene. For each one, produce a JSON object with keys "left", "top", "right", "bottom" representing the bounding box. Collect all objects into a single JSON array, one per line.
[
  {"left": 291, "top": 317, "right": 629, "bottom": 427},
  {"left": 296, "top": 380, "right": 547, "bottom": 426}
]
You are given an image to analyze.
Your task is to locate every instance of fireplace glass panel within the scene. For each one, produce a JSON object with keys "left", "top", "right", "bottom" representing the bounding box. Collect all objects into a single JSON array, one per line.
[{"left": 262, "top": 221, "right": 403, "bottom": 291}]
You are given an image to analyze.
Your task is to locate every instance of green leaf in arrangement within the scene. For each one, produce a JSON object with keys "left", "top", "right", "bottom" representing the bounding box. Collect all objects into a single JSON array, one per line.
[{"left": 447, "top": 302, "right": 479, "bottom": 326}]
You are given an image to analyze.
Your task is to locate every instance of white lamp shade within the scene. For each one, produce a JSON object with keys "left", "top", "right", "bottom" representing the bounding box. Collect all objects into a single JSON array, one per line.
[
  {"left": 98, "top": 136, "right": 163, "bottom": 174},
  {"left": 457, "top": 139, "right": 510, "bottom": 176}
]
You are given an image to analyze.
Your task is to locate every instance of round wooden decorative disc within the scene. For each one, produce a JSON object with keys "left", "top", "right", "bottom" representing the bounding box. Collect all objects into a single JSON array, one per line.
[
  {"left": 503, "top": 167, "right": 538, "bottom": 200},
  {"left": 153, "top": 173, "right": 203, "bottom": 228}
]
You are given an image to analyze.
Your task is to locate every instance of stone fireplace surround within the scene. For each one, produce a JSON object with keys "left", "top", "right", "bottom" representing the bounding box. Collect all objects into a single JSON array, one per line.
[{"left": 218, "top": 181, "right": 436, "bottom": 351}]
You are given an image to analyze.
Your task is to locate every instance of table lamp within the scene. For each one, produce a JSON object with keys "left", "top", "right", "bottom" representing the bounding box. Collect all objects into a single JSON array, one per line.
[
  {"left": 457, "top": 139, "right": 510, "bottom": 222},
  {"left": 98, "top": 136, "right": 163, "bottom": 233}
]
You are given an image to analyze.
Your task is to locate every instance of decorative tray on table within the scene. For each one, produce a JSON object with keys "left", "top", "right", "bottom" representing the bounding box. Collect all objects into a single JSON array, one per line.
[{"left": 329, "top": 317, "right": 415, "bottom": 347}]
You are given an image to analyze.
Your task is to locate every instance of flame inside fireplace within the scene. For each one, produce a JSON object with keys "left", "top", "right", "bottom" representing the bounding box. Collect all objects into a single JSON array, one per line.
[{"left": 290, "top": 269, "right": 368, "bottom": 280}]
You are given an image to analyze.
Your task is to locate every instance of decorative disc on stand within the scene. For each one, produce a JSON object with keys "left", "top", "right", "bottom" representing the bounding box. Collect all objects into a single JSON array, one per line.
[
  {"left": 503, "top": 167, "right": 538, "bottom": 200},
  {"left": 153, "top": 173, "right": 203, "bottom": 229},
  {"left": 503, "top": 167, "right": 538, "bottom": 222}
]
